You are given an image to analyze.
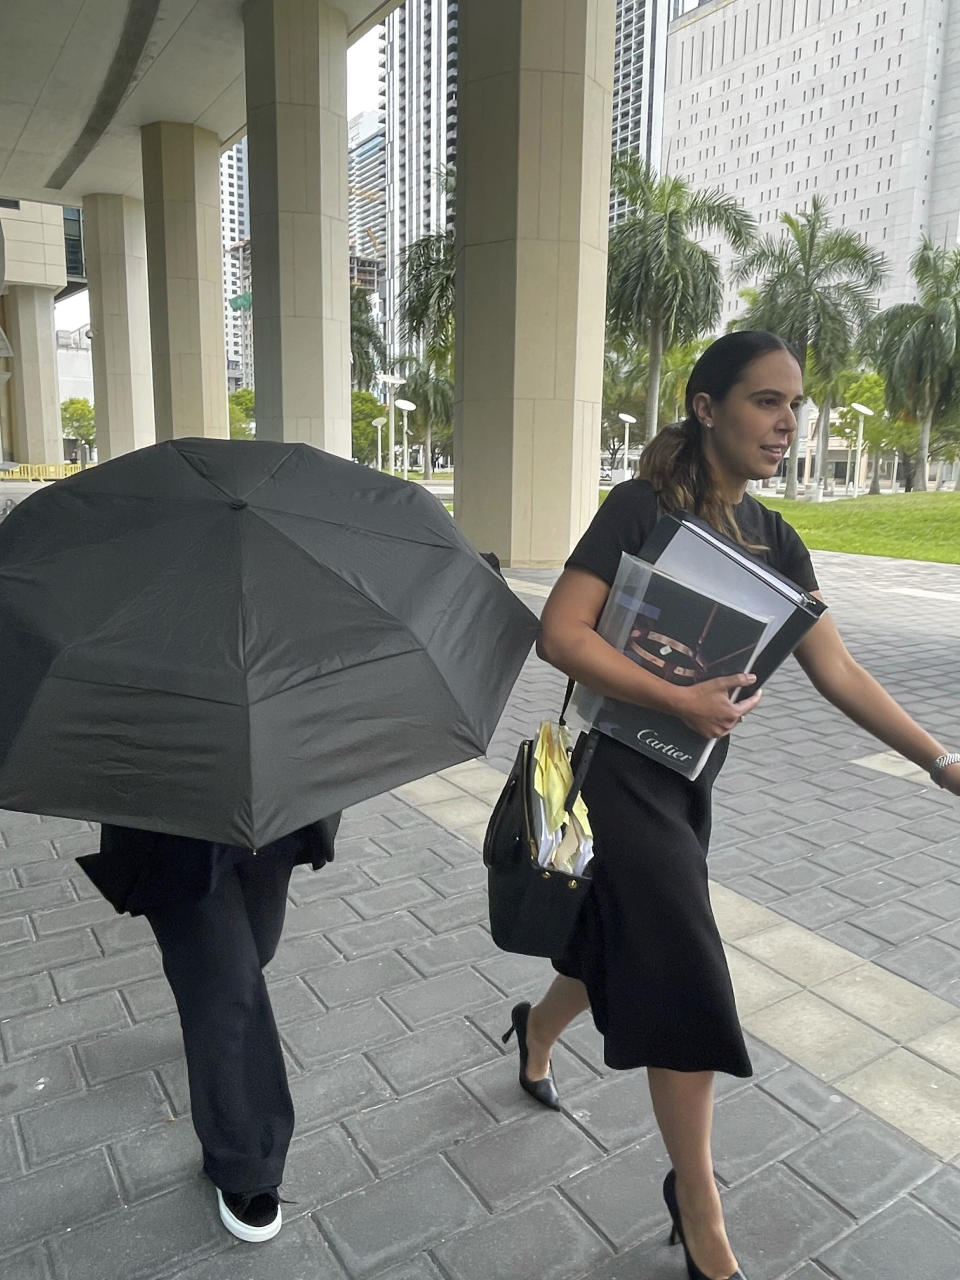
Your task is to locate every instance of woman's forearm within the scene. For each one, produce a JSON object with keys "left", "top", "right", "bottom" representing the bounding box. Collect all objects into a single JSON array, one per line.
[
  {"left": 538, "top": 625, "right": 684, "bottom": 717},
  {"left": 814, "top": 658, "right": 946, "bottom": 773}
]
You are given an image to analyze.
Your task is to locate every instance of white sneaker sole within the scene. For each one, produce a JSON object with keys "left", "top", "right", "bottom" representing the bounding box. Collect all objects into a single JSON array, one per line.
[{"left": 216, "top": 1187, "right": 282, "bottom": 1243}]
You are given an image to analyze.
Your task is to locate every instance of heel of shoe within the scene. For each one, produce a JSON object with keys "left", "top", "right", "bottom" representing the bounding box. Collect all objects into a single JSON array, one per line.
[
  {"left": 501, "top": 1024, "right": 515, "bottom": 1045},
  {"left": 668, "top": 1224, "right": 679, "bottom": 1246}
]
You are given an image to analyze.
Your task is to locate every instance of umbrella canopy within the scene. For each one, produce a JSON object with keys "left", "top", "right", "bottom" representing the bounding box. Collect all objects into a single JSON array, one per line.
[{"left": 0, "top": 438, "right": 537, "bottom": 846}]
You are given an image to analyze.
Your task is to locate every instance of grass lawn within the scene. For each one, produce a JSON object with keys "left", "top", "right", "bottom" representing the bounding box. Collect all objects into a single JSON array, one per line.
[{"left": 757, "top": 491, "right": 960, "bottom": 564}]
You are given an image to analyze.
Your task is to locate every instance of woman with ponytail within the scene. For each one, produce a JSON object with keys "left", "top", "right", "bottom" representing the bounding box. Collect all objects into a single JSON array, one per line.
[{"left": 501, "top": 331, "right": 960, "bottom": 1280}]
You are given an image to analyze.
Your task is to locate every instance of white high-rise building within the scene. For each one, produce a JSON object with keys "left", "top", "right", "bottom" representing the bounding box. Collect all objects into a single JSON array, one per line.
[
  {"left": 611, "top": 0, "right": 670, "bottom": 221},
  {"left": 219, "top": 138, "right": 250, "bottom": 391},
  {"left": 383, "top": 0, "right": 458, "bottom": 360},
  {"left": 662, "top": 0, "right": 960, "bottom": 320},
  {"left": 349, "top": 106, "right": 387, "bottom": 261}
]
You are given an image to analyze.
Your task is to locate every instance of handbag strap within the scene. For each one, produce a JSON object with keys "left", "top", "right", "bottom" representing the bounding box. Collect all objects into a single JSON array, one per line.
[
  {"left": 564, "top": 727, "right": 600, "bottom": 814},
  {"left": 555, "top": 676, "right": 599, "bottom": 814},
  {"left": 558, "top": 677, "right": 575, "bottom": 727}
]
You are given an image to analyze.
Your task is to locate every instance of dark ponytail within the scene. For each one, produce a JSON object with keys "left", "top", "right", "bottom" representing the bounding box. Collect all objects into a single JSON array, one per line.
[{"left": 637, "top": 331, "right": 799, "bottom": 547}]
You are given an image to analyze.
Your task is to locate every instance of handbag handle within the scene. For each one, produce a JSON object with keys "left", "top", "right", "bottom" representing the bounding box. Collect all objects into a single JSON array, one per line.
[
  {"left": 558, "top": 677, "right": 575, "bottom": 727},
  {"left": 556, "top": 676, "right": 599, "bottom": 814},
  {"left": 564, "top": 727, "right": 600, "bottom": 815}
]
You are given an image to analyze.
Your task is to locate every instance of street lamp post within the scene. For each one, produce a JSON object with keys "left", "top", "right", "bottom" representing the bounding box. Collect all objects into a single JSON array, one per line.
[
  {"left": 849, "top": 401, "right": 874, "bottom": 499},
  {"left": 381, "top": 374, "right": 405, "bottom": 475},
  {"left": 396, "top": 399, "right": 416, "bottom": 481},
  {"left": 617, "top": 412, "right": 637, "bottom": 483},
  {"left": 372, "top": 416, "right": 387, "bottom": 471}
]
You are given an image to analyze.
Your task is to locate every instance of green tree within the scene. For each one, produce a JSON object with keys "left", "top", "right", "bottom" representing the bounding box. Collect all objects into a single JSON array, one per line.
[
  {"left": 60, "top": 397, "right": 95, "bottom": 453},
  {"left": 832, "top": 370, "right": 898, "bottom": 494},
  {"left": 864, "top": 237, "right": 960, "bottom": 491},
  {"left": 732, "top": 194, "right": 886, "bottom": 498},
  {"left": 228, "top": 388, "right": 255, "bottom": 439},
  {"left": 350, "top": 287, "right": 387, "bottom": 392},
  {"left": 601, "top": 340, "right": 647, "bottom": 470},
  {"left": 351, "top": 389, "right": 388, "bottom": 466},
  {"left": 803, "top": 353, "right": 856, "bottom": 489},
  {"left": 606, "top": 158, "right": 755, "bottom": 444},
  {"left": 393, "top": 352, "right": 453, "bottom": 481},
  {"left": 658, "top": 339, "right": 712, "bottom": 425}
]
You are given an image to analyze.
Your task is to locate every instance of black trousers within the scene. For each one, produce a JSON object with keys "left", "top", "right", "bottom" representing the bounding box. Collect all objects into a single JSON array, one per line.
[{"left": 144, "top": 854, "right": 296, "bottom": 1193}]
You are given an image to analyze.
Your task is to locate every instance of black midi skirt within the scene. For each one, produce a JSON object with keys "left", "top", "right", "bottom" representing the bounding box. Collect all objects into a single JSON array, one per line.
[{"left": 554, "top": 734, "right": 752, "bottom": 1077}]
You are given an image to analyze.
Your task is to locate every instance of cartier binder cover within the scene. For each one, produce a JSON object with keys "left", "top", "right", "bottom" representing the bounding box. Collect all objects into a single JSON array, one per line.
[{"left": 569, "top": 512, "right": 826, "bottom": 779}]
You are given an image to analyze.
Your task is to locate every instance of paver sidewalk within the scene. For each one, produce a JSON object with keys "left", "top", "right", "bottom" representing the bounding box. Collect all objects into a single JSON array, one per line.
[{"left": 1, "top": 549, "right": 959, "bottom": 1280}]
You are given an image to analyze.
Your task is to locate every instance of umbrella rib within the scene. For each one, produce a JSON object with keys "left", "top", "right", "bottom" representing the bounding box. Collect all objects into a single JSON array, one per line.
[
  {"left": 171, "top": 439, "right": 302, "bottom": 503},
  {"left": 46, "top": 641, "right": 432, "bottom": 707},
  {"left": 244, "top": 515, "right": 515, "bottom": 729},
  {"left": 237, "top": 510, "right": 457, "bottom": 668},
  {"left": 252, "top": 505, "right": 456, "bottom": 551}
]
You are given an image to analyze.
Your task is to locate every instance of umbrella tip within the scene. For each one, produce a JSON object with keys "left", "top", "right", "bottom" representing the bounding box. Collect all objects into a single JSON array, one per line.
[{"left": 229, "top": 500, "right": 248, "bottom": 510}]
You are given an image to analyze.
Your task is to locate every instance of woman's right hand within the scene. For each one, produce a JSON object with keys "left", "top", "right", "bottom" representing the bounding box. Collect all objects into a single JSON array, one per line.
[{"left": 673, "top": 673, "right": 762, "bottom": 738}]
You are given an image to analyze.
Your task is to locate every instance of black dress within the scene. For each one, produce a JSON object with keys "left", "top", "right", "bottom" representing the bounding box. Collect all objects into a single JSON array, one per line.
[{"left": 555, "top": 480, "right": 819, "bottom": 1077}]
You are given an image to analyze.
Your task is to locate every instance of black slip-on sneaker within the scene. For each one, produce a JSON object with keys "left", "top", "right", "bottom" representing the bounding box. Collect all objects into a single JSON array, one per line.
[{"left": 216, "top": 1187, "right": 282, "bottom": 1242}]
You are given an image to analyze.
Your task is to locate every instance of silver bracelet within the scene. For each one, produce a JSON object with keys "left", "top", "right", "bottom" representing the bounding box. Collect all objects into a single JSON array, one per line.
[{"left": 929, "top": 752, "right": 960, "bottom": 784}]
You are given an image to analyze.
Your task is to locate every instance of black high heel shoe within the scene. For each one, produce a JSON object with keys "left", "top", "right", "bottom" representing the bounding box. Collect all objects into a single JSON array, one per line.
[
  {"left": 501, "top": 1001, "right": 561, "bottom": 1110},
  {"left": 662, "top": 1169, "right": 746, "bottom": 1280}
]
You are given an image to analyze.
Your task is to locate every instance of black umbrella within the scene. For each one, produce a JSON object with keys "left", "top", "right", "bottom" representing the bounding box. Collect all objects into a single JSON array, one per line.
[{"left": 0, "top": 438, "right": 537, "bottom": 846}]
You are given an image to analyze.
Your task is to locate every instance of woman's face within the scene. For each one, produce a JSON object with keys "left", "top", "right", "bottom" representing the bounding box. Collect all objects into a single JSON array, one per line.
[{"left": 694, "top": 350, "right": 804, "bottom": 498}]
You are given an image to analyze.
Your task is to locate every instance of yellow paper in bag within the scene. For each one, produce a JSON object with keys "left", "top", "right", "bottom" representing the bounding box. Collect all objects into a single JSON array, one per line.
[{"left": 531, "top": 720, "right": 593, "bottom": 848}]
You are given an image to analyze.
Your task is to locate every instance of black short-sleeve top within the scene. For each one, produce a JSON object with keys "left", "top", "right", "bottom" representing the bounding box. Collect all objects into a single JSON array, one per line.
[{"left": 566, "top": 479, "right": 818, "bottom": 594}]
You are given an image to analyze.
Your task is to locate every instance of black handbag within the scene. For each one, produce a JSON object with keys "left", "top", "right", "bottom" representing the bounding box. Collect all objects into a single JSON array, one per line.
[{"left": 483, "top": 688, "right": 600, "bottom": 959}]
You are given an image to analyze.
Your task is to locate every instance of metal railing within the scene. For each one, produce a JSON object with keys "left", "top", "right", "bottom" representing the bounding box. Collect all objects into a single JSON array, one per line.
[{"left": 0, "top": 463, "right": 84, "bottom": 481}]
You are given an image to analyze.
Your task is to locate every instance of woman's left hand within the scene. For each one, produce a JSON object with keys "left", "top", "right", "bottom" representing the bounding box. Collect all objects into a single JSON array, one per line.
[{"left": 938, "top": 762, "right": 960, "bottom": 797}]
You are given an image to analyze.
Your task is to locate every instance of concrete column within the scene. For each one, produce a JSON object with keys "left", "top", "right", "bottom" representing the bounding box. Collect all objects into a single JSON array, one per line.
[
  {"left": 454, "top": 0, "right": 615, "bottom": 566},
  {"left": 84, "top": 195, "right": 156, "bottom": 459},
  {"left": 243, "top": 0, "right": 352, "bottom": 454},
  {"left": 141, "top": 122, "right": 229, "bottom": 440},
  {"left": 5, "top": 285, "right": 62, "bottom": 463}
]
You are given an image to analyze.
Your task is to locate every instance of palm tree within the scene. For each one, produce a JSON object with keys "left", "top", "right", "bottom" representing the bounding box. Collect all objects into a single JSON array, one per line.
[
  {"left": 350, "top": 287, "right": 387, "bottom": 392},
  {"left": 733, "top": 195, "right": 886, "bottom": 498},
  {"left": 398, "top": 231, "right": 455, "bottom": 361},
  {"left": 398, "top": 165, "right": 456, "bottom": 363},
  {"left": 803, "top": 349, "right": 854, "bottom": 491},
  {"left": 658, "top": 339, "right": 712, "bottom": 425},
  {"left": 393, "top": 351, "right": 453, "bottom": 482},
  {"left": 606, "top": 158, "right": 755, "bottom": 443},
  {"left": 864, "top": 238, "right": 960, "bottom": 491}
]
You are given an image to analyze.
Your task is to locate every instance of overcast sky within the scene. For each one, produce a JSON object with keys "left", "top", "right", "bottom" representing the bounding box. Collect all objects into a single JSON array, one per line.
[{"left": 348, "top": 27, "right": 381, "bottom": 119}]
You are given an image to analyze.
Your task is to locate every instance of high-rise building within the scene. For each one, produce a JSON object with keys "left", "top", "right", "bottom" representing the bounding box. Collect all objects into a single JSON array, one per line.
[
  {"left": 219, "top": 138, "right": 250, "bottom": 391},
  {"left": 610, "top": 0, "right": 670, "bottom": 221},
  {"left": 383, "top": 0, "right": 458, "bottom": 360},
  {"left": 227, "top": 238, "right": 254, "bottom": 394},
  {"left": 662, "top": 0, "right": 960, "bottom": 320},
  {"left": 348, "top": 106, "right": 387, "bottom": 262}
]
